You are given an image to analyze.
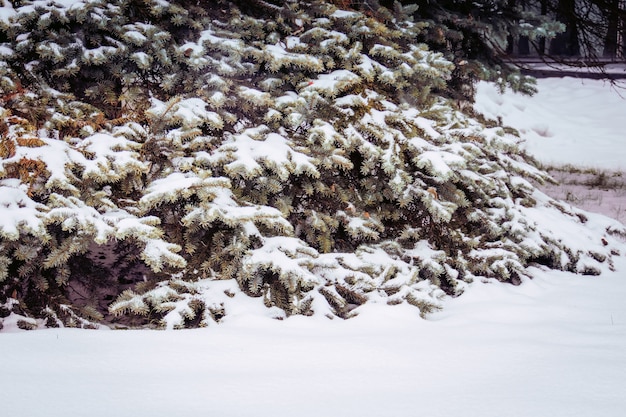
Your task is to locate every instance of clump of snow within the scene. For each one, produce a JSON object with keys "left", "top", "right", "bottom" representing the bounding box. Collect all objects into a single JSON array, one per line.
[
  {"left": 148, "top": 97, "right": 223, "bottom": 130},
  {"left": 306, "top": 70, "right": 361, "bottom": 97},
  {"left": 209, "top": 127, "right": 319, "bottom": 180},
  {"left": 416, "top": 150, "right": 466, "bottom": 180},
  {"left": 0, "top": 179, "right": 47, "bottom": 240}
]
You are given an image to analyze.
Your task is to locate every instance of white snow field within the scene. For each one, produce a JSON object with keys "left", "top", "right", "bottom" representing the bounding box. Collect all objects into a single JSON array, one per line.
[
  {"left": 475, "top": 77, "right": 626, "bottom": 170},
  {"left": 2, "top": 78, "right": 626, "bottom": 417}
]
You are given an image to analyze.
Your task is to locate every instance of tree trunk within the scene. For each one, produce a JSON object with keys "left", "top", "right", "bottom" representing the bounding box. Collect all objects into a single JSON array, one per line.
[
  {"left": 507, "top": 0, "right": 516, "bottom": 54},
  {"left": 603, "top": 0, "right": 620, "bottom": 58},
  {"left": 518, "top": 36, "right": 530, "bottom": 55},
  {"left": 549, "top": 0, "right": 580, "bottom": 56},
  {"left": 538, "top": 0, "right": 548, "bottom": 55},
  {"left": 621, "top": 0, "right": 626, "bottom": 58}
]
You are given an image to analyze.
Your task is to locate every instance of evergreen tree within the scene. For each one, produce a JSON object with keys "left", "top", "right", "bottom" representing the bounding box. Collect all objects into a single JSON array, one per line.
[
  {"left": 0, "top": 0, "right": 623, "bottom": 329},
  {"left": 378, "top": 0, "right": 564, "bottom": 96}
]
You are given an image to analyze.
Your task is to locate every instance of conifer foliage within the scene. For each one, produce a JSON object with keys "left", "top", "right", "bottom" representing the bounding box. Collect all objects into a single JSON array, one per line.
[{"left": 0, "top": 0, "right": 623, "bottom": 329}]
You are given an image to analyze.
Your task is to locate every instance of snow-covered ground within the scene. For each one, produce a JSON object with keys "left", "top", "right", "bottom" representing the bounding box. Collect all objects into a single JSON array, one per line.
[
  {"left": 477, "top": 77, "right": 626, "bottom": 223},
  {"left": 475, "top": 77, "right": 626, "bottom": 170},
  {"left": 2, "top": 78, "right": 626, "bottom": 417}
]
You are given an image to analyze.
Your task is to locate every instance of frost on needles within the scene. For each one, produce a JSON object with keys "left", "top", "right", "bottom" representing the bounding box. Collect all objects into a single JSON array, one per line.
[{"left": 0, "top": 0, "right": 624, "bottom": 330}]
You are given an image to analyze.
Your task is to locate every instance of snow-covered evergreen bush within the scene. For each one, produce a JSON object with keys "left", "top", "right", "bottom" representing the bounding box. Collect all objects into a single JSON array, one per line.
[{"left": 0, "top": 0, "right": 624, "bottom": 329}]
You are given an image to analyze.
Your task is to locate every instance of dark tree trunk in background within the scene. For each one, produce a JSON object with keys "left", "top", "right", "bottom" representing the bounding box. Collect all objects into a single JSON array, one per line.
[
  {"left": 518, "top": 0, "right": 531, "bottom": 55},
  {"left": 518, "top": 36, "right": 531, "bottom": 54},
  {"left": 507, "top": 0, "right": 516, "bottom": 54},
  {"left": 538, "top": 0, "right": 549, "bottom": 54},
  {"left": 550, "top": 0, "right": 580, "bottom": 55},
  {"left": 603, "top": 0, "right": 620, "bottom": 57},
  {"left": 622, "top": 1, "right": 626, "bottom": 58},
  {"left": 506, "top": 0, "right": 531, "bottom": 55}
]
